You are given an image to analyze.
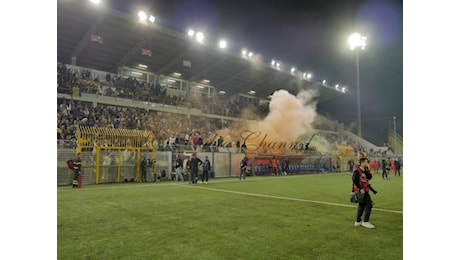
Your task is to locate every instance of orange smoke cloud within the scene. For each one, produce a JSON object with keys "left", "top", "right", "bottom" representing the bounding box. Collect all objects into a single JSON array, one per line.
[{"left": 219, "top": 89, "right": 318, "bottom": 155}]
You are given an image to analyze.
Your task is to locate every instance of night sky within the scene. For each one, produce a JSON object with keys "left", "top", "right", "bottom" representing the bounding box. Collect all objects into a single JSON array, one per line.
[{"left": 110, "top": 0, "right": 403, "bottom": 146}]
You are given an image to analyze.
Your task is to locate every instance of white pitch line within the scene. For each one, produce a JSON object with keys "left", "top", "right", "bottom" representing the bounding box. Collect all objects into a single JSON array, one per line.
[{"left": 179, "top": 184, "right": 403, "bottom": 214}]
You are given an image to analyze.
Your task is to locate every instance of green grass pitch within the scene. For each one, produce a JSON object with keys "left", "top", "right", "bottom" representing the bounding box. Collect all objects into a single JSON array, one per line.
[{"left": 57, "top": 171, "right": 403, "bottom": 259}]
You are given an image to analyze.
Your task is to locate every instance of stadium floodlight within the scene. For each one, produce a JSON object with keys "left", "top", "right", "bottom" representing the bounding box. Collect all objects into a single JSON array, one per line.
[
  {"left": 149, "top": 15, "right": 156, "bottom": 23},
  {"left": 196, "top": 32, "right": 204, "bottom": 43},
  {"left": 138, "top": 11, "right": 147, "bottom": 22},
  {"left": 335, "top": 84, "right": 339, "bottom": 89},
  {"left": 302, "top": 72, "right": 312, "bottom": 80},
  {"left": 276, "top": 63, "right": 280, "bottom": 69},
  {"left": 348, "top": 32, "right": 367, "bottom": 137},
  {"left": 271, "top": 60, "right": 276, "bottom": 66},
  {"left": 290, "top": 67, "right": 295, "bottom": 74},
  {"left": 242, "top": 49, "right": 254, "bottom": 59},
  {"left": 90, "top": 0, "right": 100, "bottom": 4},
  {"left": 219, "top": 40, "right": 227, "bottom": 49},
  {"left": 348, "top": 33, "right": 367, "bottom": 50},
  {"left": 342, "top": 86, "right": 346, "bottom": 93},
  {"left": 322, "top": 80, "right": 327, "bottom": 85},
  {"left": 188, "top": 29, "right": 195, "bottom": 37}
]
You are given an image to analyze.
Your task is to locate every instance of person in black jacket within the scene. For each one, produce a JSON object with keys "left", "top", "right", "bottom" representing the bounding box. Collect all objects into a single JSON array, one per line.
[
  {"left": 348, "top": 158, "right": 355, "bottom": 174},
  {"left": 140, "top": 157, "right": 148, "bottom": 182},
  {"left": 189, "top": 153, "right": 202, "bottom": 184},
  {"left": 239, "top": 156, "right": 248, "bottom": 180},
  {"left": 71, "top": 152, "right": 82, "bottom": 188},
  {"left": 352, "top": 157, "right": 375, "bottom": 228},
  {"left": 175, "top": 155, "right": 184, "bottom": 182},
  {"left": 394, "top": 158, "right": 401, "bottom": 176},
  {"left": 202, "top": 156, "right": 211, "bottom": 183},
  {"left": 381, "top": 157, "right": 389, "bottom": 179}
]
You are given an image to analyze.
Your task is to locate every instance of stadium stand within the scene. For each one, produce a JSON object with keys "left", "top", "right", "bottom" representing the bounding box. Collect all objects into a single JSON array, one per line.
[{"left": 57, "top": 0, "right": 401, "bottom": 185}]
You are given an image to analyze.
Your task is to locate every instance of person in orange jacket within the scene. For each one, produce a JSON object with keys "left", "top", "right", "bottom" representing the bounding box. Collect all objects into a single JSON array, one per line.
[{"left": 269, "top": 156, "right": 279, "bottom": 176}]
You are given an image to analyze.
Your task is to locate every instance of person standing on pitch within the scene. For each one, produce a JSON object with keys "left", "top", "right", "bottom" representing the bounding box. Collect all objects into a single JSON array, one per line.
[
  {"left": 140, "top": 157, "right": 148, "bottom": 182},
  {"left": 352, "top": 157, "right": 375, "bottom": 228},
  {"left": 175, "top": 155, "right": 184, "bottom": 182},
  {"left": 381, "top": 157, "right": 389, "bottom": 179},
  {"left": 348, "top": 158, "right": 355, "bottom": 174},
  {"left": 202, "top": 156, "right": 211, "bottom": 183},
  {"left": 239, "top": 156, "right": 248, "bottom": 180},
  {"left": 72, "top": 152, "right": 82, "bottom": 188},
  {"left": 281, "top": 157, "right": 289, "bottom": 175},
  {"left": 394, "top": 158, "right": 401, "bottom": 176},
  {"left": 189, "top": 153, "right": 202, "bottom": 184}
]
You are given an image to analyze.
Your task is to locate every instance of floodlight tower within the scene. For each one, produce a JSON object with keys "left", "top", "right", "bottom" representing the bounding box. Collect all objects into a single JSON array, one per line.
[
  {"left": 348, "top": 33, "right": 367, "bottom": 138},
  {"left": 393, "top": 116, "right": 397, "bottom": 154}
]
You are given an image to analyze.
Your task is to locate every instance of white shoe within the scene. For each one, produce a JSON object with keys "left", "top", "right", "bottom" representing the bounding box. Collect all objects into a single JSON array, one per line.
[
  {"left": 354, "top": 221, "right": 362, "bottom": 226},
  {"left": 362, "top": 222, "right": 375, "bottom": 228}
]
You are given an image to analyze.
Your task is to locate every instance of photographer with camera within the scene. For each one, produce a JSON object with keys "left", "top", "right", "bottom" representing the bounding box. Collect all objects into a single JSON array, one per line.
[{"left": 352, "top": 157, "right": 375, "bottom": 228}]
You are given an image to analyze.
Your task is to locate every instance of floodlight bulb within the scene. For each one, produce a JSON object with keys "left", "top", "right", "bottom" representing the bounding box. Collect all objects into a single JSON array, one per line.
[
  {"left": 138, "top": 11, "right": 147, "bottom": 21},
  {"left": 196, "top": 32, "right": 204, "bottom": 43},
  {"left": 219, "top": 40, "right": 227, "bottom": 49},
  {"left": 188, "top": 29, "right": 195, "bottom": 37},
  {"left": 348, "top": 32, "right": 367, "bottom": 49}
]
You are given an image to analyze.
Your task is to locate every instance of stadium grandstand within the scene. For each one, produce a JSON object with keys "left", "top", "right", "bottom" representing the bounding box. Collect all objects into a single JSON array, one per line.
[{"left": 57, "top": 0, "right": 402, "bottom": 185}]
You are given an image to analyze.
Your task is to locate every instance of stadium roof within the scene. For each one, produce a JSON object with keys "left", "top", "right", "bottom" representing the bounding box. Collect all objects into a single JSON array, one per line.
[{"left": 57, "top": 0, "right": 345, "bottom": 103}]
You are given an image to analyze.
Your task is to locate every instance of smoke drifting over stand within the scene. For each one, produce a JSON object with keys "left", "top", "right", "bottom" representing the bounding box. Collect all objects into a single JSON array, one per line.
[
  {"left": 261, "top": 89, "right": 318, "bottom": 141},
  {"left": 218, "top": 89, "right": 319, "bottom": 154}
]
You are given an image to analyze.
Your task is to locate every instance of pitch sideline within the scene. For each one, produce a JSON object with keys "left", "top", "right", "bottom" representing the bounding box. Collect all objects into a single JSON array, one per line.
[{"left": 179, "top": 183, "right": 403, "bottom": 214}]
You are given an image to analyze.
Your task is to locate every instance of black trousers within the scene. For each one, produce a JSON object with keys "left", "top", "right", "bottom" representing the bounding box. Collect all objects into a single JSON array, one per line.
[
  {"left": 191, "top": 169, "right": 198, "bottom": 183},
  {"left": 73, "top": 170, "right": 79, "bottom": 181},
  {"left": 240, "top": 168, "right": 246, "bottom": 180},
  {"left": 356, "top": 192, "right": 373, "bottom": 222},
  {"left": 141, "top": 170, "right": 147, "bottom": 182},
  {"left": 73, "top": 170, "right": 80, "bottom": 187},
  {"left": 202, "top": 170, "right": 209, "bottom": 182}
]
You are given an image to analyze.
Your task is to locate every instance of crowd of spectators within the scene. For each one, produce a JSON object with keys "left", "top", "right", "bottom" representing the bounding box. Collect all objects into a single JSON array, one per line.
[
  {"left": 57, "top": 63, "right": 269, "bottom": 120},
  {"left": 57, "top": 63, "right": 386, "bottom": 155},
  {"left": 57, "top": 98, "right": 239, "bottom": 151}
]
